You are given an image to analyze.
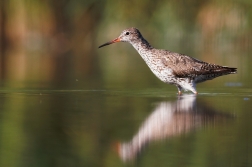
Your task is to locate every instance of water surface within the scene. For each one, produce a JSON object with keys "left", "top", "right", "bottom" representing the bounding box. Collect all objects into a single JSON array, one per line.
[{"left": 0, "top": 88, "right": 251, "bottom": 167}]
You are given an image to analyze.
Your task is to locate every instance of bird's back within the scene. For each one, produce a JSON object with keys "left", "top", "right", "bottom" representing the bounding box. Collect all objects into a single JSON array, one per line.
[{"left": 155, "top": 49, "right": 237, "bottom": 83}]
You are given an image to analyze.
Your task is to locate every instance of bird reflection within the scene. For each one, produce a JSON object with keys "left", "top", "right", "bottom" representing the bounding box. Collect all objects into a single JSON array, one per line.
[{"left": 117, "top": 95, "right": 230, "bottom": 162}]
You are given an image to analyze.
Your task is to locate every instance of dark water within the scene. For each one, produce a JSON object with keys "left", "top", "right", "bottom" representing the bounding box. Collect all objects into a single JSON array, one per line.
[{"left": 0, "top": 88, "right": 251, "bottom": 167}]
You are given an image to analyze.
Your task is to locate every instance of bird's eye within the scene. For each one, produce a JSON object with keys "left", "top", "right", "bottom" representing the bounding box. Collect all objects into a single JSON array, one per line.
[{"left": 125, "top": 32, "right": 129, "bottom": 35}]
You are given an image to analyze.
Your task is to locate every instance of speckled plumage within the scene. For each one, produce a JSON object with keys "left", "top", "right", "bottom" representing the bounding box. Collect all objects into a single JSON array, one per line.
[{"left": 99, "top": 27, "right": 237, "bottom": 94}]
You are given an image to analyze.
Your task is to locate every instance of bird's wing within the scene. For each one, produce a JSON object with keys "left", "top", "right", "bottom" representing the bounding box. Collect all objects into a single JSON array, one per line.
[
  {"left": 161, "top": 51, "right": 208, "bottom": 77},
  {"left": 161, "top": 51, "right": 236, "bottom": 83}
]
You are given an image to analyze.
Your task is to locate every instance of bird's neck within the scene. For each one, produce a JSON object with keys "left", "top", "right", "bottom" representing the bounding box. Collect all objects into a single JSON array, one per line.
[
  {"left": 129, "top": 37, "right": 161, "bottom": 78},
  {"left": 130, "top": 38, "right": 153, "bottom": 58}
]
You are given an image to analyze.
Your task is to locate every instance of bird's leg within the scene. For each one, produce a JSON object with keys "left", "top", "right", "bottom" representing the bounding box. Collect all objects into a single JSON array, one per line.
[
  {"left": 188, "top": 81, "right": 197, "bottom": 95},
  {"left": 176, "top": 85, "right": 183, "bottom": 95}
]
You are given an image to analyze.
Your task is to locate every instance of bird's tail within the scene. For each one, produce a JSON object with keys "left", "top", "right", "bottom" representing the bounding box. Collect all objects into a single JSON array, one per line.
[
  {"left": 214, "top": 66, "right": 237, "bottom": 74},
  {"left": 195, "top": 66, "right": 237, "bottom": 83}
]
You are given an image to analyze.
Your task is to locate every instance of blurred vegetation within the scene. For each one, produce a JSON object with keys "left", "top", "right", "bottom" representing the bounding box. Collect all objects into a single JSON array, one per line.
[{"left": 0, "top": 0, "right": 251, "bottom": 89}]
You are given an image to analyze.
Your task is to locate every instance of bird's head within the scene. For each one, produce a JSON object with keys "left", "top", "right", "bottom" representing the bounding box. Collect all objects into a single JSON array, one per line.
[{"left": 98, "top": 27, "right": 142, "bottom": 48}]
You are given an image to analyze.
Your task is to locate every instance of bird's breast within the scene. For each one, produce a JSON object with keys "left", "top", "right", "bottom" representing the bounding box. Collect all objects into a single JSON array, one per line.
[
  {"left": 147, "top": 64, "right": 175, "bottom": 83},
  {"left": 137, "top": 51, "right": 176, "bottom": 83}
]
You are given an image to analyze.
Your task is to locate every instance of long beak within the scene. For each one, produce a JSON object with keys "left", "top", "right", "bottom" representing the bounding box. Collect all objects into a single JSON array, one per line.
[{"left": 98, "top": 38, "right": 121, "bottom": 48}]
